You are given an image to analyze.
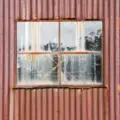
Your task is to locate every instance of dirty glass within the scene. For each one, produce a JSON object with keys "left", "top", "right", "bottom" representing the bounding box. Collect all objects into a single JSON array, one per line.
[
  {"left": 17, "top": 21, "right": 102, "bottom": 85},
  {"left": 60, "top": 22, "right": 77, "bottom": 52},
  {"left": 61, "top": 54, "right": 102, "bottom": 84},
  {"left": 17, "top": 22, "right": 58, "bottom": 52},
  {"left": 17, "top": 54, "right": 58, "bottom": 84},
  {"left": 40, "top": 22, "right": 59, "bottom": 52},
  {"left": 84, "top": 21, "right": 102, "bottom": 51}
]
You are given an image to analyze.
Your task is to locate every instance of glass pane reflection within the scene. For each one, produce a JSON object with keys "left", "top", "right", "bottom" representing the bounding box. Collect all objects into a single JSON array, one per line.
[
  {"left": 17, "top": 22, "right": 58, "bottom": 52},
  {"left": 61, "top": 54, "right": 102, "bottom": 83},
  {"left": 60, "top": 22, "right": 77, "bottom": 52},
  {"left": 84, "top": 21, "right": 102, "bottom": 51},
  {"left": 17, "top": 54, "right": 58, "bottom": 84}
]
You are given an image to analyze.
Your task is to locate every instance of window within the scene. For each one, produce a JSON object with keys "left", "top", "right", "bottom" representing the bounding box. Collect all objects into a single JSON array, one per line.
[{"left": 17, "top": 21, "right": 102, "bottom": 85}]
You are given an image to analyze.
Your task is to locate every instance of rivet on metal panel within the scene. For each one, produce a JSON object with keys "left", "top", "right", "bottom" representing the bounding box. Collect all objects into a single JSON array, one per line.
[{"left": 33, "top": 16, "right": 38, "bottom": 20}]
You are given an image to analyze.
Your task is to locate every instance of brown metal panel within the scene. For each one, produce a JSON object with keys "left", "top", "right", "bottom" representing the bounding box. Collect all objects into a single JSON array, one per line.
[
  {"left": 109, "top": 0, "right": 115, "bottom": 120},
  {"left": 4, "top": 1, "right": 10, "bottom": 120},
  {"left": 9, "top": 1, "right": 15, "bottom": 120},
  {"left": 42, "top": 0, "right": 48, "bottom": 19},
  {"left": 87, "top": 0, "right": 92, "bottom": 19},
  {"left": 76, "top": 89, "right": 81, "bottom": 120},
  {"left": 15, "top": 0, "right": 20, "bottom": 19},
  {"left": 93, "top": 88, "right": 98, "bottom": 120},
  {"left": 26, "top": 90, "right": 31, "bottom": 120},
  {"left": 82, "top": 89, "right": 87, "bottom": 120},
  {"left": 98, "top": 88, "right": 104, "bottom": 120},
  {"left": 104, "top": 89, "right": 109, "bottom": 120},
  {"left": 59, "top": 89, "right": 64, "bottom": 120},
  {"left": 20, "top": 0, "right": 26, "bottom": 20},
  {"left": 26, "top": 0, "right": 31, "bottom": 20},
  {"left": 87, "top": 89, "right": 92, "bottom": 120},
  {"left": 0, "top": 1, "right": 120, "bottom": 120},
  {"left": 48, "top": 0, "right": 54, "bottom": 19},
  {"left": 54, "top": 0, "right": 59, "bottom": 19},
  {"left": 36, "top": 89, "right": 42, "bottom": 120},
  {"left": 64, "top": 89, "right": 70, "bottom": 120},
  {"left": 53, "top": 89, "right": 59, "bottom": 120},
  {"left": 37, "top": 0, "right": 42, "bottom": 19},
  {"left": 20, "top": 89, "right": 25, "bottom": 120},
  {"left": 98, "top": 0, "right": 103, "bottom": 19},
  {"left": 65, "top": 0, "right": 70, "bottom": 19},
  {"left": 42, "top": 89, "right": 47, "bottom": 120},
  {"left": 76, "top": 0, "right": 81, "bottom": 20},
  {"left": 82, "top": 0, "right": 87, "bottom": 19},
  {"left": 103, "top": 0, "right": 109, "bottom": 86},
  {"left": 59, "top": 0, "right": 64, "bottom": 19},
  {"left": 32, "top": 0, "right": 37, "bottom": 19},
  {"left": 10, "top": 0, "right": 15, "bottom": 86},
  {"left": 115, "top": 0, "right": 120, "bottom": 120},
  {"left": 0, "top": 0, "right": 4, "bottom": 119},
  {"left": 70, "top": 0, "right": 75, "bottom": 18},
  {"left": 93, "top": 0, "right": 98, "bottom": 19},
  {"left": 70, "top": 89, "right": 75, "bottom": 120},
  {"left": 14, "top": 90, "right": 20, "bottom": 120},
  {"left": 31, "top": 89, "right": 36, "bottom": 120},
  {"left": 48, "top": 89, "right": 53, "bottom": 120}
]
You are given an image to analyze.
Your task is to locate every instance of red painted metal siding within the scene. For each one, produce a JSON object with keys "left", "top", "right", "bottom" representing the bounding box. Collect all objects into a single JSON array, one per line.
[{"left": 0, "top": 0, "right": 119, "bottom": 120}]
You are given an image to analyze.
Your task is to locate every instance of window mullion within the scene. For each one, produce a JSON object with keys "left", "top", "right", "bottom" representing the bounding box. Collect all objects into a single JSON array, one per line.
[{"left": 58, "top": 21, "right": 61, "bottom": 85}]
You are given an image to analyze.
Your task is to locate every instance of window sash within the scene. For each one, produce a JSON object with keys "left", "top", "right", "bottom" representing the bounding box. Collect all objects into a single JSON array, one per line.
[{"left": 17, "top": 21, "right": 103, "bottom": 85}]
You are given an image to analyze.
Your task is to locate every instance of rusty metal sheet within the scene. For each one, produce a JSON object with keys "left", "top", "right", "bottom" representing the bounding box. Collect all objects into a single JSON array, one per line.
[
  {"left": 14, "top": 90, "right": 20, "bottom": 120},
  {"left": 36, "top": 89, "right": 42, "bottom": 120},
  {"left": 0, "top": 0, "right": 4, "bottom": 119},
  {"left": 25, "top": 90, "right": 31, "bottom": 120},
  {"left": 0, "top": 0, "right": 120, "bottom": 120},
  {"left": 20, "top": 89, "right": 25, "bottom": 120}
]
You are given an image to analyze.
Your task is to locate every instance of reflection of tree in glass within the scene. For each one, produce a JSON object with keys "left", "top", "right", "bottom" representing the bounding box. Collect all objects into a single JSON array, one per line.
[
  {"left": 66, "top": 57, "right": 72, "bottom": 81},
  {"left": 85, "top": 29, "right": 102, "bottom": 51},
  {"left": 95, "top": 55, "right": 101, "bottom": 82},
  {"left": 51, "top": 55, "right": 58, "bottom": 81}
]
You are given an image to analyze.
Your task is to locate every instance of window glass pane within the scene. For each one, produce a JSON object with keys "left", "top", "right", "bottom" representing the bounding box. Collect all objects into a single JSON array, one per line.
[
  {"left": 60, "top": 22, "right": 77, "bottom": 52},
  {"left": 84, "top": 21, "right": 102, "bottom": 51},
  {"left": 17, "top": 54, "right": 58, "bottom": 84},
  {"left": 17, "top": 22, "right": 58, "bottom": 52},
  {"left": 61, "top": 54, "right": 102, "bottom": 84},
  {"left": 40, "top": 22, "right": 59, "bottom": 52}
]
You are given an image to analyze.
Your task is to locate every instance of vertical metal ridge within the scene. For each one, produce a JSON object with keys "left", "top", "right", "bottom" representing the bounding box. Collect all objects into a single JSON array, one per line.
[
  {"left": 31, "top": 89, "right": 36, "bottom": 120},
  {"left": 70, "top": 89, "right": 75, "bottom": 120},
  {"left": 59, "top": 89, "right": 64, "bottom": 120},
  {"left": 26, "top": 0, "right": 31, "bottom": 20},
  {"left": 4, "top": 0, "right": 10, "bottom": 120},
  {"left": 36, "top": 89, "right": 42, "bottom": 120},
  {"left": 14, "top": 90, "right": 20, "bottom": 120},
  {"left": 87, "top": 0, "right": 92, "bottom": 19},
  {"left": 76, "top": 0, "right": 81, "bottom": 20},
  {"left": 48, "top": 0, "right": 54, "bottom": 19},
  {"left": 0, "top": 0, "right": 3, "bottom": 119},
  {"left": 37, "top": 0, "right": 42, "bottom": 19},
  {"left": 59, "top": 0, "right": 64, "bottom": 19},
  {"left": 109, "top": 0, "right": 115, "bottom": 120},
  {"left": 87, "top": 89, "right": 92, "bottom": 120},
  {"left": 42, "top": 89, "right": 47, "bottom": 120},
  {"left": 114, "top": 0, "right": 120, "bottom": 120},
  {"left": 20, "top": 89, "right": 25, "bottom": 120},
  {"left": 26, "top": 90, "right": 31, "bottom": 120},
  {"left": 70, "top": 0, "right": 76, "bottom": 18},
  {"left": 32, "top": 0, "right": 37, "bottom": 19},
  {"left": 48, "top": 88, "right": 52, "bottom": 120}
]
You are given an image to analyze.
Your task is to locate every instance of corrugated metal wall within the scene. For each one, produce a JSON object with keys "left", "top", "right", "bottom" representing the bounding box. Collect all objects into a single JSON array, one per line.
[{"left": 0, "top": 0, "right": 119, "bottom": 120}]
